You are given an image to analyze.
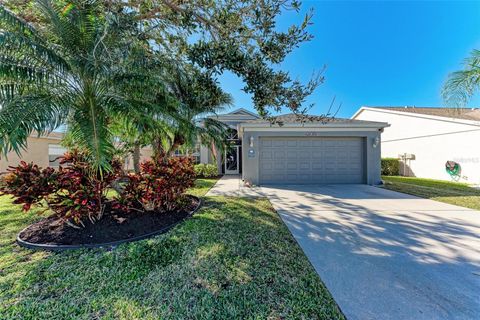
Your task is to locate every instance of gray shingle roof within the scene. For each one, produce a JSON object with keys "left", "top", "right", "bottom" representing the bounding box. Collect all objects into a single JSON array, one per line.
[
  {"left": 369, "top": 106, "right": 480, "bottom": 121},
  {"left": 244, "top": 113, "right": 385, "bottom": 126}
]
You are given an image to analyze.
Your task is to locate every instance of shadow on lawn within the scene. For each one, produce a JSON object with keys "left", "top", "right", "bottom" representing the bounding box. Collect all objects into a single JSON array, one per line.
[{"left": 1, "top": 197, "right": 343, "bottom": 319}]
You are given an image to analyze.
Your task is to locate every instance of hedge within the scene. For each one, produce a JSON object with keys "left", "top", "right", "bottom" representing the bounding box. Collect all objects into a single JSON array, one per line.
[
  {"left": 381, "top": 158, "right": 400, "bottom": 176},
  {"left": 194, "top": 164, "right": 218, "bottom": 178}
]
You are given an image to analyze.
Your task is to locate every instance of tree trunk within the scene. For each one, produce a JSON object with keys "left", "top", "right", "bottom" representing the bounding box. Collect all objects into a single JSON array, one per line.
[
  {"left": 152, "top": 137, "right": 165, "bottom": 160},
  {"left": 133, "top": 142, "right": 141, "bottom": 173}
]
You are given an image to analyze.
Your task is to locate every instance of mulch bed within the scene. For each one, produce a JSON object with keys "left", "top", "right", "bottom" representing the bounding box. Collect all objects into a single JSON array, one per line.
[{"left": 18, "top": 196, "right": 200, "bottom": 246}]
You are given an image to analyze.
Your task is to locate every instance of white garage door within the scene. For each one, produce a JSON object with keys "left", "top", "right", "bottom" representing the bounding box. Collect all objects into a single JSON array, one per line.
[{"left": 259, "top": 137, "right": 365, "bottom": 184}]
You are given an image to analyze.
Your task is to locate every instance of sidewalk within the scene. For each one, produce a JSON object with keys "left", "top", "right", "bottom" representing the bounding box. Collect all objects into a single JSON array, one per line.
[{"left": 206, "top": 175, "right": 263, "bottom": 197}]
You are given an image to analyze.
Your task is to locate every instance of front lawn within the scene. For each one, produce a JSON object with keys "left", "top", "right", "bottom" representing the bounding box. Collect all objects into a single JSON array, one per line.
[
  {"left": 0, "top": 178, "right": 343, "bottom": 319},
  {"left": 382, "top": 176, "right": 480, "bottom": 210}
]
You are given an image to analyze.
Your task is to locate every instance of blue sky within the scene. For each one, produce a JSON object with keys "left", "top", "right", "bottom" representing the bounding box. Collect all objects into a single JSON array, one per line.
[{"left": 219, "top": 0, "right": 480, "bottom": 118}]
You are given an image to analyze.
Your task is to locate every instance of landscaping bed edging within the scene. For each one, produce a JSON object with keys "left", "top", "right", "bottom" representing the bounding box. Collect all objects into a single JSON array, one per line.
[{"left": 16, "top": 195, "right": 203, "bottom": 251}]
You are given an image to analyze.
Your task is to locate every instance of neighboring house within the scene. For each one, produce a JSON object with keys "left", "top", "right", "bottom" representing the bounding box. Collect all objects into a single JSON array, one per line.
[
  {"left": 0, "top": 132, "right": 153, "bottom": 172},
  {"left": 0, "top": 132, "right": 66, "bottom": 172},
  {"left": 200, "top": 108, "right": 388, "bottom": 185},
  {"left": 352, "top": 106, "right": 480, "bottom": 184}
]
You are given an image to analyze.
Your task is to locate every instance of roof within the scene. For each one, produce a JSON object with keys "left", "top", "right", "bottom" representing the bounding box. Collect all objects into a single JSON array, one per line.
[
  {"left": 240, "top": 113, "right": 389, "bottom": 130},
  {"left": 225, "top": 108, "right": 259, "bottom": 118},
  {"left": 30, "top": 131, "right": 64, "bottom": 140},
  {"left": 360, "top": 106, "right": 480, "bottom": 121}
]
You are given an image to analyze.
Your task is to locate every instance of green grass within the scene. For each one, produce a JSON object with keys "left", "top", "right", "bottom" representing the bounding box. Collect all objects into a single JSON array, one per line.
[
  {"left": 0, "top": 178, "right": 343, "bottom": 319},
  {"left": 186, "top": 178, "right": 218, "bottom": 197},
  {"left": 382, "top": 176, "right": 480, "bottom": 210}
]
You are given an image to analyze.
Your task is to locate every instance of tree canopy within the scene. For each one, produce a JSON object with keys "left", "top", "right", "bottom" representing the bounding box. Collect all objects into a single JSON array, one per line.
[{"left": 0, "top": 0, "right": 322, "bottom": 172}]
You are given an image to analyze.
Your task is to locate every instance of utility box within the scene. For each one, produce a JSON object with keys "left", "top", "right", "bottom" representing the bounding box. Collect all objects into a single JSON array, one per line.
[{"left": 398, "top": 153, "right": 416, "bottom": 176}]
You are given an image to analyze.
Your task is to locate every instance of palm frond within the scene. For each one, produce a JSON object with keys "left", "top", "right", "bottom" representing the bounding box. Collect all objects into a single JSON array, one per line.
[
  {"left": 443, "top": 49, "right": 480, "bottom": 107},
  {"left": 0, "top": 5, "right": 42, "bottom": 41},
  {"left": 0, "top": 91, "right": 69, "bottom": 155}
]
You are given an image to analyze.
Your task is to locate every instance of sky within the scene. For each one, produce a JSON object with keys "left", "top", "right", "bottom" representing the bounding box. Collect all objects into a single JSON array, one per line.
[{"left": 218, "top": 0, "right": 480, "bottom": 119}]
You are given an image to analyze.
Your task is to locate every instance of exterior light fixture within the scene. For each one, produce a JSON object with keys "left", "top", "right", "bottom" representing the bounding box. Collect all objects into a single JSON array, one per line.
[
  {"left": 249, "top": 136, "right": 254, "bottom": 147},
  {"left": 373, "top": 136, "right": 380, "bottom": 148}
]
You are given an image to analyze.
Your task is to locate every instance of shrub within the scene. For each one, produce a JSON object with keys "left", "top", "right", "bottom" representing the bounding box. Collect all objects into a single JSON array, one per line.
[
  {"left": 114, "top": 156, "right": 195, "bottom": 212},
  {"left": 0, "top": 161, "right": 58, "bottom": 212},
  {"left": 1, "top": 152, "right": 195, "bottom": 226},
  {"left": 0, "top": 151, "right": 122, "bottom": 226},
  {"left": 47, "top": 151, "right": 122, "bottom": 225},
  {"left": 203, "top": 164, "right": 218, "bottom": 177},
  {"left": 194, "top": 163, "right": 206, "bottom": 177},
  {"left": 381, "top": 158, "right": 400, "bottom": 176},
  {"left": 194, "top": 163, "right": 218, "bottom": 178}
]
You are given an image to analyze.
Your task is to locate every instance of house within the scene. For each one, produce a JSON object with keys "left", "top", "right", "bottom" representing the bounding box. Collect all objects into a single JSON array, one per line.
[
  {"left": 352, "top": 106, "right": 480, "bottom": 184},
  {"left": 0, "top": 132, "right": 66, "bottom": 171},
  {"left": 1, "top": 108, "right": 389, "bottom": 186},
  {"left": 0, "top": 132, "right": 153, "bottom": 172},
  {"left": 200, "top": 108, "right": 389, "bottom": 185}
]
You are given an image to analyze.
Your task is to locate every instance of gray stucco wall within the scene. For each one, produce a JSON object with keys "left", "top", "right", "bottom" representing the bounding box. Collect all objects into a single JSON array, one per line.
[{"left": 241, "top": 130, "right": 383, "bottom": 185}]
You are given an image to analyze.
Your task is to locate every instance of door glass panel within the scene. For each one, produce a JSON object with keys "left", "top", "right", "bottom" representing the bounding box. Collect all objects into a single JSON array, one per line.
[{"left": 226, "top": 148, "right": 238, "bottom": 171}]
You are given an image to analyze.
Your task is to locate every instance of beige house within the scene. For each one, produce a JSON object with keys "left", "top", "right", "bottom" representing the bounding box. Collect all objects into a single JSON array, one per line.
[
  {"left": 0, "top": 132, "right": 66, "bottom": 172},
  {"left": 0, "top": 132, "right": 154, "bottom": 172}
]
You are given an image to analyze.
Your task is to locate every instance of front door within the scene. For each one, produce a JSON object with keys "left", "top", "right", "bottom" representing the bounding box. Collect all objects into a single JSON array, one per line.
[{"left": 225, "top": 146, "right": 239, "bottom": 174}]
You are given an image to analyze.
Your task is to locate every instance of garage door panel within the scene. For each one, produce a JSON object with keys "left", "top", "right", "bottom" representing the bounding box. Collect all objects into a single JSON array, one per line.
[
  {"left": 286, "top": 152, "right": 297, "bottom": 160},
  {"left": 286, "top": 162, "right": 298, "bottom": 170},
  {"left": 272, "top": 140, "right": 285, "bottom": 147},
  {"left": 299, "top": 140, "right": 312, "bottom": 147},
  {"left": 261, "top": 139, "right": 272, "bottom": 147},
  {"left": 259, "top": 137, "right": 365, "bottom": 184},
  {"left": 274, "top": 151, "right": 285, "bottom": 158},
  {"left": 261, "top": 162, "right": 273, "bottom": 170},
  {"left": 273, "top": 162, "right": 285, "bottom": 170},
  {"left": 261, "top": 151, "right": 273, "bottom": 159},
  {"left": 312, "top": 162, "right": 323, "bottom": 170},
  {"left": 299, "top": 162, "right": 310, "bottom": 170}
]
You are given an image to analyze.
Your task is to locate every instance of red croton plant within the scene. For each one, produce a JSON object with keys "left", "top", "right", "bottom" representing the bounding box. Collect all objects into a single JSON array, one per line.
[
  {"left": 0, "top": 151, "right": 195, "bottom": 227},
  {"left": 113, "top": 155, "right": 195, "bottom": 213}
]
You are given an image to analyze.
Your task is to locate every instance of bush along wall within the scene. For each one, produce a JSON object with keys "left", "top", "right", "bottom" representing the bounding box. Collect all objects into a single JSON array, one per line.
[
  {"left": 194, "top": 164, "right": 218, "bottom": 178},
  {"left": 381, "top": 158, "right": 400, "bottom": 176}
]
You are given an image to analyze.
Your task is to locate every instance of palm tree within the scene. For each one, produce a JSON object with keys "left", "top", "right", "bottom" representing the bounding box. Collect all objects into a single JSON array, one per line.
[
  {"left": 0, "top": 1, "right": 168, "bottom": 173},
  {"left": 162, "top": 64, "right": 232, "bottom": 158},
  {"left": 442, "top": 49, "right": 480, "bottom": 107}
]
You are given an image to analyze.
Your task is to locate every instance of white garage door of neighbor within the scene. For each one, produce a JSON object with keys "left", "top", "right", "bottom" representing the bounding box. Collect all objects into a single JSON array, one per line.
[{"left": 259, "top": 137, "right": 365, "bottom": 184}]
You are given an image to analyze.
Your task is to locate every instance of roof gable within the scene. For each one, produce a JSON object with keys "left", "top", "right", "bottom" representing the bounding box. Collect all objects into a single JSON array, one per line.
[{"left": 226, "top": 108, "right": 259, "bottom": 118}]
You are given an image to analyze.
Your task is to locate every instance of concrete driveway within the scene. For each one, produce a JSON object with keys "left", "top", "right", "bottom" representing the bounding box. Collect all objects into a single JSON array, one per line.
[{"left": 260, "top": 184, "right": 480, "bottom": 320}]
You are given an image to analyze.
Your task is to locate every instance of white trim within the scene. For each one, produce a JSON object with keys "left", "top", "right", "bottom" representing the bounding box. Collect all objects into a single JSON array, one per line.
[
  {"left": 351, "top": 107, "right": 367, "bottom": 119},
  {"left": 214, "top": 114, "right": 258, "bottom": 120},
  {"left": 226, "top": 108, "right": 259, "bottom": 118},
  {"left": 48, "top": 144, "right": 67, "bottom": 155},
  {"left": 240, "top": 121, "right": 388, "bottom": 129},
  {"left": 242, "top": 127, "right": 381, "bottom": 132},
  {"left": 353, "top": 107, "right": 480, "bottom": 127}
]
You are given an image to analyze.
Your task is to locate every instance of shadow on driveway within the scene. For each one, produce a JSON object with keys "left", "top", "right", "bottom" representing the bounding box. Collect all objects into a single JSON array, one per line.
[{"left": 261, "top": 184, "right": 480, "bottom": 320}]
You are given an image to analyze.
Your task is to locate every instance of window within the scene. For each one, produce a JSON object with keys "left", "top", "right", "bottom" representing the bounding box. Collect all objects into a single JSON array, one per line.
[
  {"left": 173, "top": 143, "right": 201, "bottom": 164},
  {"left": 227, "top": 129, "right": 238, "bottom": 140},
  {"left": 192, "top": 143, "right": 201, "bottom": 164},
  {"left": 48, "top": 144, "right": 67, "bottom": 167}
]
